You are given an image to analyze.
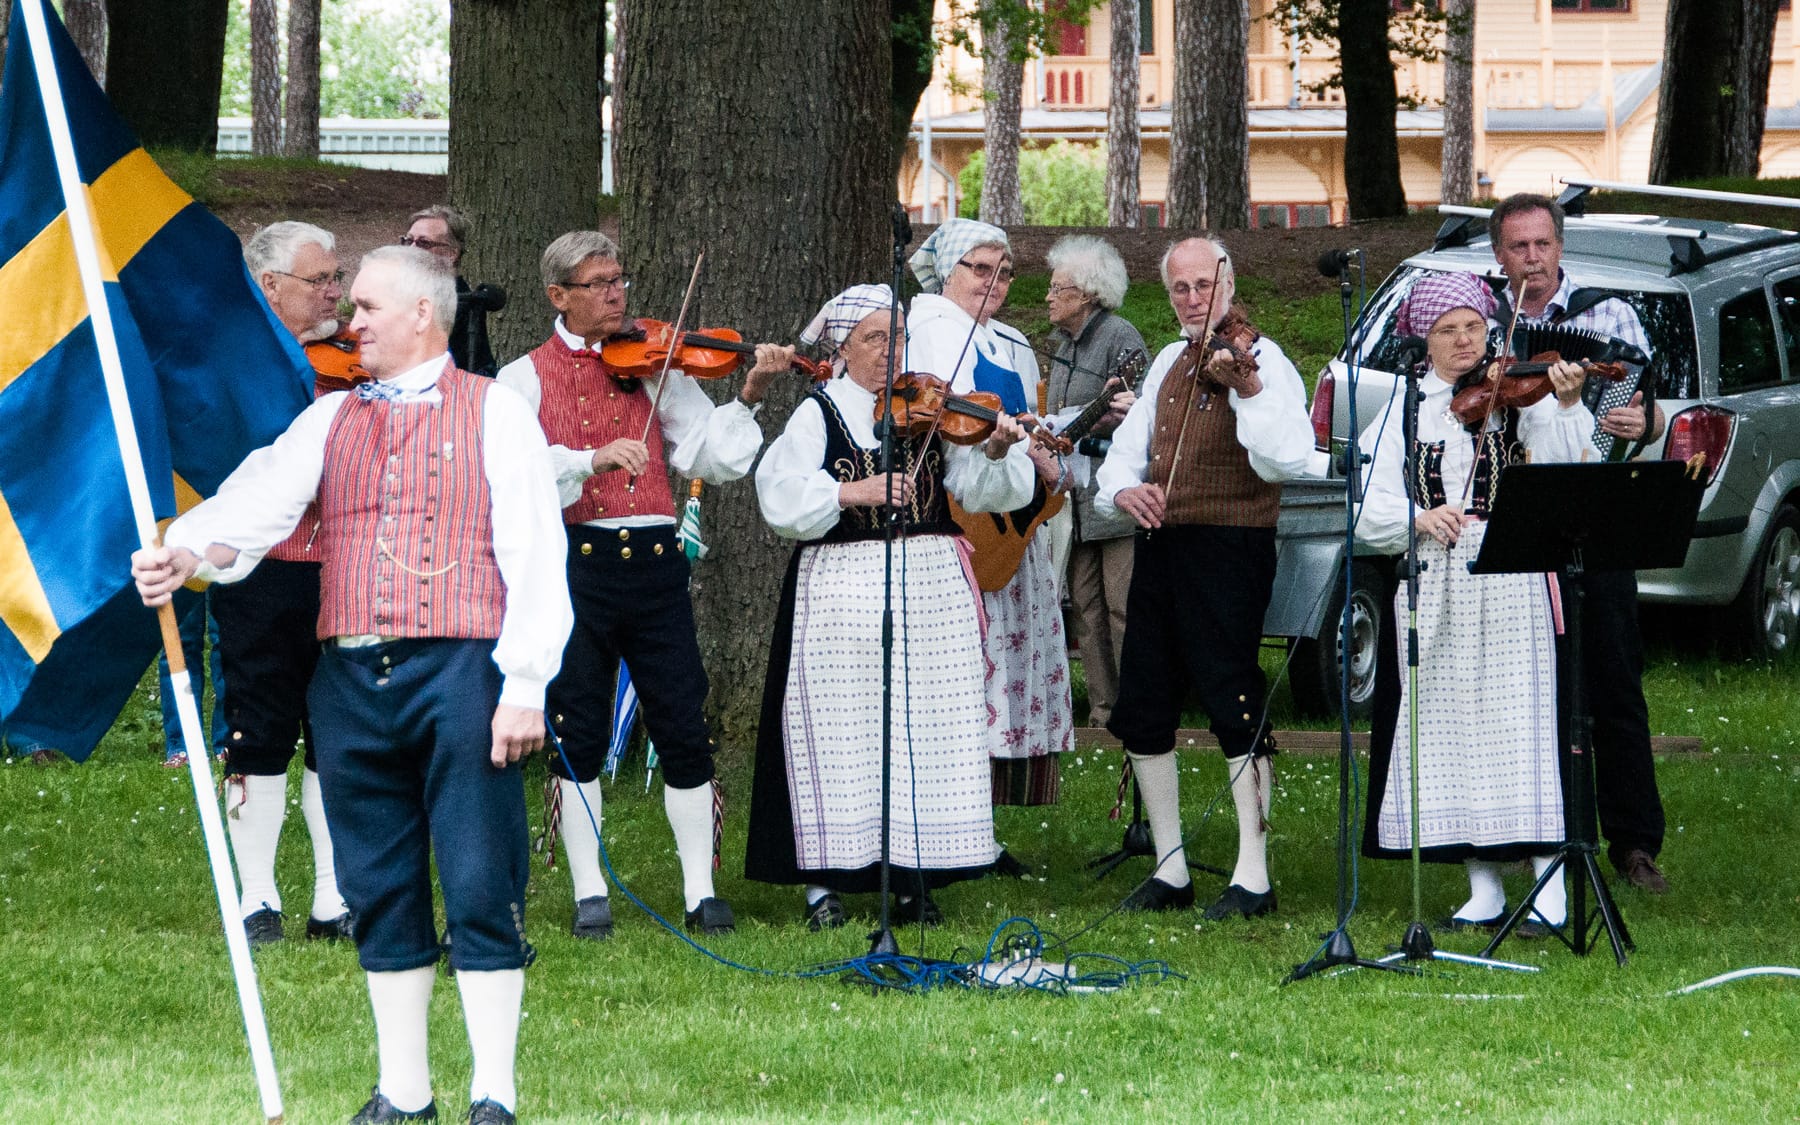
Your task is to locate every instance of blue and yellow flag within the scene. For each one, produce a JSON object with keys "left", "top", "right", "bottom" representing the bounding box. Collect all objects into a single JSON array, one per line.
[{"left": 0, "top": 0, "right": 314, "bottom": 761}]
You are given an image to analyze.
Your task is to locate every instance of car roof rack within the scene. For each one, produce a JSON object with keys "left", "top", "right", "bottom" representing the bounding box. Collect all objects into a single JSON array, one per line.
[
  {"left": 1434, "top": 199, "right": 1800, "bottom": 277},
  {"left": 1558, "top": 177, "right": 1800, "bottom": 219}
]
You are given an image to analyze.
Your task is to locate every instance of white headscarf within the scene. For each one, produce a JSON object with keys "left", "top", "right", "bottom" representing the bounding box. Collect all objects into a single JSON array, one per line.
[
  {"left": 907, "top": 218, "right": 1009, "bottom": 294},
  {"left": 799, "top": 284, "right": 896, "bottom": 349}
]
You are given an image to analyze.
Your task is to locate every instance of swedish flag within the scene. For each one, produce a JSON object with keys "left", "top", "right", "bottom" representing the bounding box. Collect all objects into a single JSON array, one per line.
[{"left": 0, "top": 0, "right": 313, "bottom": 760}]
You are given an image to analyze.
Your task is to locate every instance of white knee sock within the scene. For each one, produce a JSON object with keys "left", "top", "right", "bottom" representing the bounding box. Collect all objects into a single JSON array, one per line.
[
  {"left": 558, "top": 778, "right": 609, "bottom": 902},
  {"left": 1530, "top": 854, "right": 1568, "bottom": 927},
  {"left": 1457, "top": 860, "right": 1506, "bottom": 921},
  {"left": 301, "top": 768, "right": 348, "bottom": 922},
  {"left": 1226, "top": 754, "right": 1272, "bottom": 894},
  {"left": 457, "top": 968, "right": 523, "bottom": 1113},
  {"left": 1125, "top": 752, "right": 1190, "bottom": 888},
  {"left": 804, "top": 885, "right": 832, "bottom": 907},
  {"left": 367, "top": 967, "right": 435, "bottom": 1113},
  {"left": 664, "top": 782, "right": 717, "bottom": 911},
  {"left": 230, "top": 773, "right": 287, "bottom": 916}
]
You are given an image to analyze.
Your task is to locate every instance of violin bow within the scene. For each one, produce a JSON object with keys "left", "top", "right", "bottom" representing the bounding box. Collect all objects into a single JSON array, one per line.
[
  {"left": 1161, "top": 254, "right": 1226, "bottom": 503},
  {"left": 1457, "top": 274, "right": 1528, "bottom": 511},
  {"left": 629, "top": 252, "right": 706, "bottom": 494}
]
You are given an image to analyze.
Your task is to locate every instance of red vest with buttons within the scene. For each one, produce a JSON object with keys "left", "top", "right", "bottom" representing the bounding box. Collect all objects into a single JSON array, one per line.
[
  {"left": 269, "top": 330, "right": 371, "bottom": 562},
  {"left": 314, "top": 364, "right": 505, "bottom": 640},
  {"left": 529, "top": 336, "right": 676, "bottom": 524}
]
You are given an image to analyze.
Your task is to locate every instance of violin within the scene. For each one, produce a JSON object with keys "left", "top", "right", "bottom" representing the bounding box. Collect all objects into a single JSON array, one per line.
[
  {"left": 305, "top": 332, "right": 369, "bottom": 395},
  {"left": 876, "top": 372, "right": 1071, "bottom": 453},
  {"left": 1200, "top": 307, "right": 1262, "bottom": 386},
  {"left": 1448, "top": 351, "right": 1629, "bottom": 425},
  {"left": 602, "top": 317, "right": 831, "bottom": 382}
]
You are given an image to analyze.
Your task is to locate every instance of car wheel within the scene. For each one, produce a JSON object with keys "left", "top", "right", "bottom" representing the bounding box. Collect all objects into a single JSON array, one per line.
[
  {"left": 1729, "top": 502, "right": 1800, "bottom": 659},
  {"left": 1290, "top": 558, "right": 1387, "bottom": 720}
]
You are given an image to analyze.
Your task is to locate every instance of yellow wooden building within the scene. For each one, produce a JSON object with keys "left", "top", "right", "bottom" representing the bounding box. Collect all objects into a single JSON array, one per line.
[{"left": 901, "top": 0, "right": 1800, "bottom": 226}]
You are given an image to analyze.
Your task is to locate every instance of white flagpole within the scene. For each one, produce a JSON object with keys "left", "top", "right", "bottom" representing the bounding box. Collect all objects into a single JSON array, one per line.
[{"left": 15, "top": 2, "right": 285, "bottom": 1121}]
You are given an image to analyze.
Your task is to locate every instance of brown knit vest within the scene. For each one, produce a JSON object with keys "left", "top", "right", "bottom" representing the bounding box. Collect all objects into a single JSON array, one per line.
[
  {"left": 1147, "top": 343, "right": 1282, "bottom": 528},
  {"left": 530, "top": 336, "right": 675, "bottom": 524}
]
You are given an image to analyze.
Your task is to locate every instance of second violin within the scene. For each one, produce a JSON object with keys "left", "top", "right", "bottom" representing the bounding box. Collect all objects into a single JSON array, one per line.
[{"left": 603, "top": 318, "right": 831, "bottom": 382}]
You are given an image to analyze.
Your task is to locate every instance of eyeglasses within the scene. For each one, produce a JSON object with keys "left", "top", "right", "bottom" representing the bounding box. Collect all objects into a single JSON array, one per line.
[
  {"left": 1047, "top": 282, "right": 1086, "bottom": 298},
  {"left": 1168, "top": 280, "right": 1218, "bottom": 301},
  {"left": 957, "top": 259, "right": 1015, "bottom": 284},
  {"left": 561, "top": 273, "right": 631, "bottom": 294},
  {"left": 1428, "top": 323, "right": 1488, "bottom": 342},
  {"left": 399, "top": 235, "right": 455, "bottom": 253},
  {"left": 273, "top": 269, "right": 345, "bottom": 291}
]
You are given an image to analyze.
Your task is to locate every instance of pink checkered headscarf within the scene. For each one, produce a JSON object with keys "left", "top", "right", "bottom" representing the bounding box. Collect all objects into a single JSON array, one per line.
[{"left": 1395, "top": 271, "right": 1497, "bottom": 337}]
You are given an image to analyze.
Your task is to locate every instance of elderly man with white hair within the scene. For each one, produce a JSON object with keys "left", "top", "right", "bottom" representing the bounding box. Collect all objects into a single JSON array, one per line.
[{"left": 132, "top": 245, "right": 572, "bottom": 1125}]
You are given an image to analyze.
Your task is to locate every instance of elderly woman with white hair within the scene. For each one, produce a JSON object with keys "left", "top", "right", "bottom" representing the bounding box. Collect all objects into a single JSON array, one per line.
[
  {"left": 1357, "top": 270, "right": 1595, "bottom": 935},
  {"left": 906, "top": 219, "right": 1074, "bottom": 813},
  {"left": 747, "top": 285, "right": 1034, "bottom": 929},
  {"left": 1044, "top": 234, "right": 1146, "bottom": 728}
]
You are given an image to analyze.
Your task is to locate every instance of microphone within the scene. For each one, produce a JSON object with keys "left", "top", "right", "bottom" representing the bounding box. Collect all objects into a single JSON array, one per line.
[
  {"left": 1393, "top": 334, "right": 1428, "bottom": 369},
  {"left": 891, "top": 201, "right": 913, "bottom": 252},
  {"left": 1316, "top": 248, "right": 1361, "bottom": 279},
  {"left": 458, "top": 283, "right": 506, "bottom": 314}
]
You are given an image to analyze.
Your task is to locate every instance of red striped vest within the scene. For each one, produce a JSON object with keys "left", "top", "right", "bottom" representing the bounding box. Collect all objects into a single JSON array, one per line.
[
  {"left": 314, "top": 365, "right": 505, "bottom": 640},
  {"left": 269, "top": 331, "right": 371, "bottom": 562},
  {"left": 529, "top": 336, "right": 676, "bottom": 524}
]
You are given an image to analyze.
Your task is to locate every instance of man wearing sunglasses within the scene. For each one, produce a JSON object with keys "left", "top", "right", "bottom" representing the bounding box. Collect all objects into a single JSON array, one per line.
[{"left": 402, "top": 204, "right": 502, "bottom": 377}]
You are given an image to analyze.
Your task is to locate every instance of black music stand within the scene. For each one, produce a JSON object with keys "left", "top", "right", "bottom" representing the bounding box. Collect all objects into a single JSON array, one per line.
[{"left": 1469, "top": 460, "right": 1702, "bottom": 965}]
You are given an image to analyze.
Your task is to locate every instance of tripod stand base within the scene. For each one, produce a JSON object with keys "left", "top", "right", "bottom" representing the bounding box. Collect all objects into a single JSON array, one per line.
[
  {"left": 1482, "top": 843, "right": 1632, "bottom": 965},
  {"left": 1286, "top": 927, "right": 1422, "bottom": 983},
  {"left": 868, "top": 927, "right": 899, "bottom": 957},
  {"left": 1084, "top": 816, "right": 1228, "bottom": 882}
]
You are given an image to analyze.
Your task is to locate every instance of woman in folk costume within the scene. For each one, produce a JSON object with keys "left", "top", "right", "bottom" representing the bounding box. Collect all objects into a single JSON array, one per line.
[
  {"left": 905, "top": 219, "right": 1074, "bottom": 811},
  {"left": 746, "top": 285, "right": 1035, "bottom": 928},
  {"left": 1357, "top": 270, "right": 1595, "bottom": 934}
]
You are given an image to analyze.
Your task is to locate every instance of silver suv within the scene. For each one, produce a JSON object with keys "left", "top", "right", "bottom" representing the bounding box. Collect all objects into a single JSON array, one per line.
[{"left": 1310, "top": 182, "right": 1800, "bottom": 659}]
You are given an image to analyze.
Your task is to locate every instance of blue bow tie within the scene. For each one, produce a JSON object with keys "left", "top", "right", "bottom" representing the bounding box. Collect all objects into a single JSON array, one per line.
[{"left": 356, "top": 380, "right": 407, "bottom": 402}]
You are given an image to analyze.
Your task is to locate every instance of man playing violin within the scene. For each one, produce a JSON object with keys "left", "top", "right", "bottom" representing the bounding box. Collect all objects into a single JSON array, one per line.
[
  {"left": 497, "top": 230, "right": 792, "bottom": 938},
  {"left": 1489, "top": 193, "right": 1671, "bottom": 895},
  {"left": 1094, "top": 237, "right": 1315, "bottom": 920},
  {"left": 204, "top": 221, "right": 365, "bottom": 948}
]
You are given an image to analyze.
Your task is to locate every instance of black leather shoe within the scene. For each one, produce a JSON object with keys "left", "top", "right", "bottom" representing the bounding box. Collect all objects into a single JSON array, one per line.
[
  {"left": 1515, "top": 919, "right": 1566, "bottom": 940},
  {"left": 992, "top": 849, "right": 1029, "bottom": 879},
  {"left": 684, "top": 896, "right": 736, "bottom": 935},
  {"left": 892, "top": 893, "right": 943, "bottom": 926},
  {"left": 465, "top": 1099, "right": 514, "bottom": 1125},
  {"left": 243, "top": 907, "right": 284, "bottom": 947},
  {"left": 350, "top": 1088, "right": 438, "bottom": 1123},
  {"left": 572, "top": 895, "right": 614, "bottom": 941},
  {"left": 1611, "top": 847, "right": 1670, "bottom": 894},
  {"left": 307, "top": 912, "right": 354, "bottom": 942},
  {"left": 1433, "top": 908, "right": 1507, "bottom": 934},
  {"left": 1202, "top": 883, "right": 1277, "bottom": 921},
  {"left": 1120, "top": 877, "right": 1196, "bottom": 913},
  {"left": 804, "top": 893, "right": 847, "bottom": 931}
]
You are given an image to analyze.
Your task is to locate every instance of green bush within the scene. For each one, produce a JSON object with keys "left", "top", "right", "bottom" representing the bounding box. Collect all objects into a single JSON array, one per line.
[{"left": 957, "top": 140, "right": 1107, "bottom": 226}]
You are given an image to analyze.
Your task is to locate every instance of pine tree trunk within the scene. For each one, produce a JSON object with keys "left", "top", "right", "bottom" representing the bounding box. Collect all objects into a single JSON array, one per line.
[
  {"left": 1440, "top": 0, "right": 1475, "bottom": 205},
  {"left": 892, "top": 0, "right": 937, "bottom": 178},
  {"left": 283, "top": 0, "right": 322, "bottom": 159},
  {"left": 250, "top": 0, "right": 281, "bottom": 156},
  {"left": 106, "top": 0, "right": 231, "bottom": 153},
  {"left": 1106, "top": 0, "right": 1142, "bottom": 228},
  {"left": 979, "top": 5, "right": 1024, "bottom": 225},
  {"left": 63, "top": 0, "right": 106, "bottom": 85},
  {"left": 1339, "top": 0, "right": 1407, "bottom": 219},
  {"left": 1166, "top": 0, "right": 1206, "bottom": 229},
  {"left": 1199, "top": 0, "right": 1249, "bottom": 230},
  {"left": 1724, "top": 0, "right": 1780, "bottom": 178},
  {"left": 617, "top": 0, "right": 889, "bottom": 743},
  {"left": 609, "top": 1, "right": 625, "bottom": 192},
  {"left": 448, "top": 0, "right": 601, "bottom": 362}
]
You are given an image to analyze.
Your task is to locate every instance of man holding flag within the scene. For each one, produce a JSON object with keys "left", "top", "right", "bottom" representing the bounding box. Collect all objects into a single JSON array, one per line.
[{"left": 133, "top": 246, "right": 572, "bottom": 1125}]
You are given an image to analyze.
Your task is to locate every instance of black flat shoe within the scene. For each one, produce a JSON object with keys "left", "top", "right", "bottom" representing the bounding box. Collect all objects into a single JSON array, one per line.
[
  {"left": 684, "top": 896, "right": 736, "bottom": 936},
  {"left": 1120, "top": 877, "right": 1196, "bottom": 913},
  {"left": 803, "top": 893, "right": 847, "bottom": 931},
  {"left": 572, "top": 895, "right": 614, "bottom": 940},
  {"left": 1514, "top": 919, "right": 1566, "bottom": 940},
  {"left": 992, "top": 849, "right": 1029, "bottom": 878},
  {"left": 1202, "top": 883, "right": 1277, "bottom": 921},
  {"left": 306, "top": 912, "right": 355, "bottom": 942},
  {"left": 892, "top": 893, "right": 943, "bottom": 926},
  {"left": 465, "top": 1099, "right": 514, "bottom": 1125},
  {"left": 350, "top": 1088, "right": 438, "bottom": 1123},
  {"left": 1433, "top": 908, "right": 1507, "bottom": 933},
  {"left": 243, "top": 906, "right": 285, "bottom": 947}
]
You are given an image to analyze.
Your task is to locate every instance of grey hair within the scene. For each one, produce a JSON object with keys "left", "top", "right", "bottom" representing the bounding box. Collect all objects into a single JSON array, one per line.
[
  {"left": 359, "top": 245, "right": 457, "bottom": 335},
  {"left": 244, "top": 220, "right": 334, "bottom": 277},
  {"left": 1158, "top": 236, "right": 1235, "bottom": 288},
  {"left": 541, "top": 230, "right": 620, "bottom": 287},
  {"left": 1046, "top": 235, "right": 1129, "bottom": 310},
  {"left": 407, "top": 203, "right": 469, "bottom": 249}
]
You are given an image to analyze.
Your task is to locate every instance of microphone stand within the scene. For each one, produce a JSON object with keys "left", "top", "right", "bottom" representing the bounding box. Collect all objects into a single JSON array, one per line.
[
  {"left": 869, "top": 202, "right": 912, "bottom": 958},
  {"left": 1289, "top": 250, "right": 1413, "bottom": 982}
]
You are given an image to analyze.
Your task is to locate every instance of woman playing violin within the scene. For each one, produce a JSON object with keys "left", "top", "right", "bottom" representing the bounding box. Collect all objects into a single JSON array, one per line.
[
  {"left": 906, "top": 219, "right": 1074, "bottom": 815},
  {"left": 747, "top": 285, "right": 1032, "bottom": 929},
  {"left": 1356, "top": 270, "right": 1597, "bottom": 934}
]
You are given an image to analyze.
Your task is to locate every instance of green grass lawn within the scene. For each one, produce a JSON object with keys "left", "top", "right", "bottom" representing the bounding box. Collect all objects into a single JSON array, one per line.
[{"left": 3, "top": 648, "right": 1797, "bottom": 1124}]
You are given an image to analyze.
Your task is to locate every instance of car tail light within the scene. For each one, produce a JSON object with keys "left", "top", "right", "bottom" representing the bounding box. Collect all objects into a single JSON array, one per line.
[
  {"left": 1309, "top": 373, "right": 1335, "bottom": 450},
  {"left": 1663, "top": 404, "right": 1734, "bottom": 485}
]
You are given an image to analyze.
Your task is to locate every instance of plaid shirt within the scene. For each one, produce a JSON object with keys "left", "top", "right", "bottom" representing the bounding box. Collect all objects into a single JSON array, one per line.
[{"left": 1496, "top": 271, "right": 1654, "bottom": 459}]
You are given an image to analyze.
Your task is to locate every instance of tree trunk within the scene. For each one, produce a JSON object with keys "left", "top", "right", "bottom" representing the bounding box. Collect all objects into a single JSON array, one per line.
[
  {"left": 1166, "top": 0, "right": 1205, "bottom": 229},
  {"left": 1649, "top": 0, "right": 1732, "bottom": 183},
  {"left": 106, "top": 0, "right": 231, "bottom": 153},
  {"left": 1199, "top": 0, "right": 1249, "bottom": 230},
  {"left": 283, "top": 0, "right": 322, "bottom": 159},
  {"left": 1339, "top": 0, "right": 1407, "bottom": 219},
  {"left": 617, "top": 0, "right": 889, "bottom": 744},
  {"left": 979, "top": 3, "right": 1024, "bottom": 225},
  {"left": 1725, "top": 0, "right": 1781, "bottom": 178},
  {"left": 449, "top": 0, "right": 601, "bottom": 362},
  {"left": 1106, "top": 0, "right": 1141, "bottom": 228},
  {"left": 250, "top": 0, "right": 281, "bottom": 156},
  {"left": 63, "top": 0, "right": 106, "bottom": 85},
  {"left": 891, "top": 0, "right": 936, "bottom": 179},
  {"left": 609, "top": 1, "right": 625, "bottom": 192},
  {"left": 1440, "top": 0, "right": 1474, "bottom": 205}
]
